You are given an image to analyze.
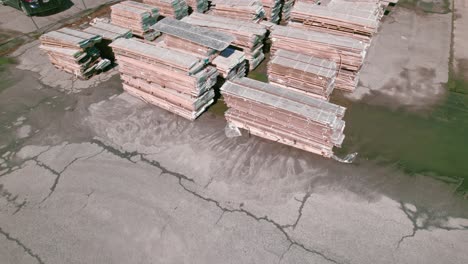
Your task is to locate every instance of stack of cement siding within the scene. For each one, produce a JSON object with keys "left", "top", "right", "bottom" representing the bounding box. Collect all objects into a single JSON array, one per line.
[
  {"left": 84, "top": 21, "right": 132, "bottom": 41},
  {"left": 39, "top": 28, "right": 110, "bottom": 79},
  {"left": 186, "top": 0, "right": 209, "bottom": 13},
  {"left": 270, "top": 25, "right": 368, "bottom": 91},
  {"left": 338, "top": 0, "right": 398, "bottom": 8},
  {"left": 154, "top": 17, "right": 235, "bottom": 61},
  {"left": 181, "top": 13, "right": 267, "bottom": 70},
  {"left": 260, "top": 0, "right": 282, "bottom": 24},
  {"left": 280, "top": 0, "right": 295, "bottom": 25},
  {"left": 212, "top": 48, "right": 247, "bottom": 79},
  {"left": 221, "top": 77, "right": 346, "bottom": 157},
  {"left": 268, "top": 49, "right": 337, "bottom": 100},
  {"left": 142, "top": 0, "right": 188, "bottom": 19},
  {"left": 210, "top": 0, "right": 266, "bottom": 22},
  {"left": 110, "top": 1, "right": 159, "bottom": 40},
  {"left": 289, "top": 1, "right": 384, "bottom": 41},
  {"left": 110, "top": 38, "right": 218, "bottom": 120},
  {"left": 153, "top": 17, "right": 235, "bottom": 61}
]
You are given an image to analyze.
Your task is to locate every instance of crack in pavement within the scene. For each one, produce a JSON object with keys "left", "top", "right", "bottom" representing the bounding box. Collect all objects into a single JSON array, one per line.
[
  {"left": 278, "top": 243, "right": 293, "bottom": 264},
  {"left": 0, "top": 184, "right": 27, "bottom": 214},
  {"left": 89, "top": 140, "right": 341, "bottom": 263},
  {"left": 78, "top": 189, "right": 94, "bottom": 212},
  {"left": 91, "top": 139, "right": 194, "bottom": 183},
  {"left": 0, "top": 147, "right": 54, "bottom": 213},
  {"left": 177, "top": 178, "right": 343, "bottom": 264},
  {"left": 1, "top": 147, "right": 52, "bottom": 178},
  {"left": 0, "top": 227, "right": 45, "bottom": 264},
  {"left": 281, "top": 192, "right": 312, "bottom": 230},
  {"left": 397, "top": 202, "right": 468, "bottom": 248},
  {"left": 39, "top": 150, "right": 104, "bottom": 203}
]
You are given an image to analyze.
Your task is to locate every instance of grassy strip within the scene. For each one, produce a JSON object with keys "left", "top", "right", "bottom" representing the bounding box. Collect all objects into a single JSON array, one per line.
[{"left": 398, "top": 0, "right": 451, "bottom": 14}]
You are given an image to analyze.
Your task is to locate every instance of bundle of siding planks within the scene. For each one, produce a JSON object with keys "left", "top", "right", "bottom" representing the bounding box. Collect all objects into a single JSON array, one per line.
[
  {"left": 289, "top": 1, "right": 384, "bottom": 41},
  {"left": 280, "top": 0, "right": 295, "bottom": 25},
  {"left": 110, "top": 1, "right": 159, "bottom": 40},
  {"left": 268, "top": 49, "right": 337, "bottom": 100},
  {"left": 186, "top": 0, "right": 209, "bottom": 13},
  {"left": 181, "top": 13, "right": 267, "bottom": 70},
  {"left": 110, "top": 38, "right": 218, "bottom": 120},
  {"left": 212, "top": 48, "right": 247, "bottom": 80},
  {"left": 84, "top": 21, "right": 132, "bottom": 41},
  {"left": 142, "top": 0, "right": 188, "bottom": 19},
  {"left": 270, "top": 25, "right": 368, "bottom": 91},
  {"left": 153, "top": 17, "right": 235, "bottom": 61},
  {"left": 221, "top": 77, "right": 346, "bottom": 157},
  {"left": 210, "top": 0, "right": 266, "bottom": 22},
  {"left": 260, "top": 0, "right": 282, "bottom": 24},
  {"left": 39, "top": 28, "right": 110, "bottom": 79}
]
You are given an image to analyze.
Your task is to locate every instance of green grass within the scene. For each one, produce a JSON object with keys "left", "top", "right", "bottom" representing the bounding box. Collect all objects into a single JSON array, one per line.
[
  {"left": 208, "top": 97, "right": 228, "bottom": 116},
  {"left": 247, "top": 71, "right": 268, "bottom": 82},
  {"left": 398, "top": 0, "right": 451, "bottom": 14},
  {"left": 335, "top": 75, "right": 468, "bottom": 194},
  {"left": 0, "top": 38, "right": 26, "bottom": 57},
  {"left": 0, "top": 57, "right": 15, "bottom": 93}
]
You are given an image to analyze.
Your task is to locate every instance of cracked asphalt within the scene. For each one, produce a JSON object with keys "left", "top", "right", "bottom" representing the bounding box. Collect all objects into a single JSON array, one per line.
[{"left": 1, "top": 4, "right": 468, "bottom": 264}]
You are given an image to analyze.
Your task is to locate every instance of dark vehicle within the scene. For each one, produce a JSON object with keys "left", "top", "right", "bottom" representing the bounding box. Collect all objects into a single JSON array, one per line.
[{"left": 0, "top": 0, "right": 62, "bottom": 16}]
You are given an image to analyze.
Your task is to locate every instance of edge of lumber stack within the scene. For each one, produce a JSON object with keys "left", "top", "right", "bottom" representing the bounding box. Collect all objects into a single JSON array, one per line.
[
  {"left": 280, "top": 0, "right": 296, "bottom": 25},
  {"left": 221, "top": 77, "right": 346, "bottom": 157},
  {"left": 261, "top": 0, "right": 282, "bottom": 24},
  {"left": 212, "top": 48, "right": 247, "bottom": 80},
  {"left": 110, "top": 38, "right": 219, "bottom": 120},
  {"left": 186, "top": 0, "right": 209, "bottom": 13}
]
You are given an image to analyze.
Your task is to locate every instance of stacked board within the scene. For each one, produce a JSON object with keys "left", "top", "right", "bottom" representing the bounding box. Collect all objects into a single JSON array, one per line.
[
  {"left": 142, "top": 0, "right": 188, "bottom": 19},
  {"left": 153, "top": 17, "right": 235, "bottom": 61},
  {"left": 221, "top": 77, "right": 346, "bottom": 157},
  {"left": 39, "top": 28, "right": 110, "bottom": 79},
  {"left": 268, "top": 49, "right": 337, "bottom": 100},
  {"left": 261, "top": 0, "right": 282, "bottom": 24},
  {"left": 212, "top": 48, "right": 247, "bottom": 80},
  {"left": 290, "top": 1, "right": 384, "bottom": 41},
  {"left": 181, "top": 13, "right": 267, "bottom": 70},
  {"left": 110, "top": 1, "right": 159, "bottom": 40},
  {"left": 84, "top": 21, "right": 132, "bottom": 41},
  {"left": 110, "top": 38, "right": 218, "bottom": 120},
  {"left": 280, "top": 0, "right": 295, "bottom": 25},
  {"left": 270, "top": 25, "right": 368, "bottom": 91},
  {"left": 186, "top": 0, "right": 209, "bottom": 13},
  {"left": 210, "top": 0, "right": 266, "bottom": 22}
]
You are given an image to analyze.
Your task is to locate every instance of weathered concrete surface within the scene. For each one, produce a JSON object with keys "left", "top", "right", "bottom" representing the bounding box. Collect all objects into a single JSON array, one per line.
[
  {"left": 0, "top": 0, "right": 117, "bottom": 36},
  {"left": 349, "top": 7, "right": 451, "bottom": 109},
  {"left": 0, "top": 91, "right": 467, "bottom": 264},
  {"left": 0, "top": 5, "right": 467, "bottom": 264}
]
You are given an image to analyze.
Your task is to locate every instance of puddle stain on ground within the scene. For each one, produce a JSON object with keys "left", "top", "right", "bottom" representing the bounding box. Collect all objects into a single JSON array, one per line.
[
  {"left": 206, "top": 49, "right": 468, "bottom": 194},
  {"left": 334, "top": 78, "right": 468, "bottom": 194}
]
